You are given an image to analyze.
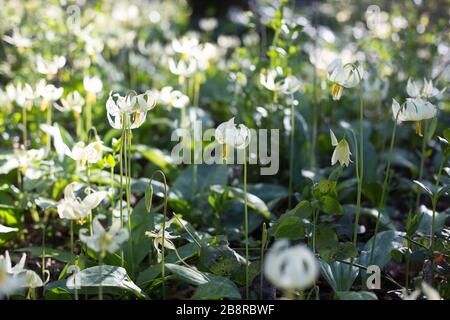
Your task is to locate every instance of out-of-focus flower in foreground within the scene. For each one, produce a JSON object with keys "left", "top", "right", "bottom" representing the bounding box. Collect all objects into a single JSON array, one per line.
[{"left": 264, "top": 239, "right": 319, "bottom": 292}]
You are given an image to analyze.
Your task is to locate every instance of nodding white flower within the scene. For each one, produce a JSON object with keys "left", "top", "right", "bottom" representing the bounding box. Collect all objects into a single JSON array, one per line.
[
  {"left": 171, "top": 36, "right": 200, "bottom": 56},
  {"left": 57, "top": 182, "right": 108, "bottom": 220},
  {"left": 392, "top": 98, "right": 437, "bottom": 136},
  {"left": 215, "top": 117, "right": 251, "bottom": 150},
  {"left": 199, "top": 17, "right": 218, "bottom": 32},
  {"left": 259, "top": 69, "right": 283, "bottom": 92},
  {"left": 54, "top": 91, "right": 85, "bottom": 115},
  {"left": 0, "top": 251, "right": 44, "bottom": 291},
  {"left": 2, "top": 29, "right": 32, "bottom": 48},
  {"left": 5, "top": 82, "right": 36, "bottom": 109},
  {"left": 83, "top": 75, "right": 103, "bottom": 104},
  {"left": 281, "top": 76, "right": 302, "bottom": 95},
  {"left": 65, "top": 140, "right": 105, "bottom": 167},
  {"left": 145, "top": 218, "right": 179, "bottom": 262},
  {"left": 264, "top": 240, "right": 319, "bottom": 291},
  {"left": 3, "top": 148, "right": 46, "bottom": 179},
  {"left": 0, "top": 252, "right": 28, "bottom": 299},
  {"left": 79, "top": 214, "right": 129, "bottom": 257},
  {"left": 327, "top": 58, "right": 364, "bottom": 100},
  {"left": 159, "top": 86, "right": 190, "bottom": 109},
  {"left": 39, "top": 124, "right": 67, "bottom": 161},
  {"left": 106, "top": 90, "right": 158, "bottom": 130},
  {"left": 308, "top": 47, "right": 337, "bottom": 72},
  {"left": 168, "top": 57, "right": 197, "bottom": 78},
  {"left": 406, "top": 78, "right": 444, "bottom": 99},
  {"left": 330, "top": 129, "right": 352, "bottom": 167},
  {"left": 36, "top": 55, "right": 66, "bottom": 78},
  {"left": 194, "top": 43, "right": 219, "bottom": 71},
  {"left": 36, "top": 80, "right": 63, "bottom": 108}
]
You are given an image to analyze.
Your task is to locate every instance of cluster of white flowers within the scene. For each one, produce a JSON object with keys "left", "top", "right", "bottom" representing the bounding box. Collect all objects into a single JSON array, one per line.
[
  {"left": 0, "top": 251, "right": 44, "bottom": 299},
  {"left": 106, "top": 90, "right": 158, "bottom": 130}
]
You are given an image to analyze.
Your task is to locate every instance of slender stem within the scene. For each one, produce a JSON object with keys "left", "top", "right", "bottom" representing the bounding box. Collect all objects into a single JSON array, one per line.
[
  {"left": 86, "top": 100, "right": 92, "bottom": 136},
  {"left": 22, "top": 107, "right": 27, "bottom": 148},
  {"left": 119, "top": 126, "right": 125, "bottom": 267},
  {"left": 126, "top": 128, "right": 133, "bottom": 266},
  {"left": 148, "top": 170, "right": 169, "bottom": 299},
  {"left": 430, "top": 153, "right": 446, "bottom": 249},
  {"left": 244, "top": 147, "right": 249, "bottom": 299},
  {"left": 352, "top": 94, "right": 364, "bottom": 247},
  {"left": 415, "top": 120, "right": 429, "bottom": 211},
  {"left": 369, "top": 120, "right": 398, "bottom": 264},
  {"left": 288, "top": 94, "right": 295, "bottom": 209},
  {"left": 70, "top": 220, "right": 74, "bottom": 259},
  {"left": 41, "top": 217, "right": 46, "bottom": 281},
  {"left": 259, "top": 223, "right": 267, "bottom": 300},
  {"left": 312, "top": 208, "right": 318, "bottom": 253},
  {"left": 98, "top": 257, "right": 103, "bottom": 300},
  {"left": 46, "top": 103, "right": 52, "bottom": 152}
]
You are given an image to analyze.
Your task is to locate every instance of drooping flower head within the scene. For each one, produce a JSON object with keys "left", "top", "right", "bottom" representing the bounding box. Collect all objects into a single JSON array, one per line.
[
  {"left": 57, "top": 182, "right": 107, "bottom": 221},
  {"left": 327, "top": 58, "right": 364, "bottom": 100},
  {"left": 106, "top": 90, "right": 158, "bottom": 130},
  {"left": 392, "top": 98, "right": 437, "bottom": 136},
  {"left": 330, "top": 129, "right": 352, "bottom": 167},
  {"left": 215, "top": 117, "right": 251, "bottom": 151},
  {"left": 79, "top": 214, "right": 129, "bottom": 258}
]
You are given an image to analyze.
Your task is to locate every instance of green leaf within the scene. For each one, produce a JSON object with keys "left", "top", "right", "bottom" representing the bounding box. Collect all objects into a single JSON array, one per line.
[
  {"left": 165, "top": 263, "right": 208, "bottom": 285},
  {"left": 320, "top": 260, "right": 359, "bottom": 292},
  {"left": 192, "top": 277, "right": 241, "bottom": 300},
  {"left": 319, "top": 196, "right": 344, "bottom": 215},
  {"left": 47, "top": 265, "right": 147, "bottom": 298},
  {"left": 336, "top": 291, "right": 378, "bottom": 300},
  {"left": 211, "top": 185, "right": 271, "bottom": 219},
  {"left": 316, "top": 224, "right": 339, "bottom": 261},
  {"left": 413, "top": 180, "right": 433, "bottom": 196}
]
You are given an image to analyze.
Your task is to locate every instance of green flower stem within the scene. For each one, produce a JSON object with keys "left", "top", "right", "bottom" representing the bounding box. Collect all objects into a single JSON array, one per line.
[
  {"left": 119, "top": 125, "right": 125, "bottom": 267},
  {"left": 22, "top": 107, "right": 27, "bottom": 148},
  {"left": 86, "top": 100, "right": 92, "bottom": 138},
  {"left": 415, "top": 120, "right": 429, "bottom": 211},
  {"left": 41, "top": 215, "right": 46, "bottom": 281},
  {"left": 430, "top": 153, "right": 446, "bottom": 249},
  {"left": 369, "top": 120, "right": 398, "bottom": 264},
  {"left": 288, "top": 94, "right": 295, "bottom": 209},
  {"left": 46, "top": 103, "right": 52, "bottom": 152},
  {"left": 125, "top": 127, "right": 134, "bottom": 271},
  {"left": 352, "top": 94, "right": 364, "bottom": 247},
  {"left": 148, "top": 170, "right": 168, "bottom": 300},
  {"left": 259, "top": 223, "right": 267, "bottom": 300},
  {"left": 244, "top": 147, "right": 249, "bottom": 299},
  {"left": 98, "top": 257, "right": 103, "bottom": 300}
]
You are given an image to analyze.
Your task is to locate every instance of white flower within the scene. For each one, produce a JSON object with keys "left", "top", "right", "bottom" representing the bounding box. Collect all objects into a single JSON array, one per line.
[
  {"left": 281, "top": 76, "right": 302, "bottom": 95},
  {"left": 39, "top": 124, "right": 67, "bottom": 161},
  {"left": 36, "top": 55, "right": 66, "bottom": 77},
  {"left": 54, "top": 91, "right": 85, "bottom": 114},
  {"left": 65, "top": 140, "right": 105, "bottom": 167},
  {"left": 330, "top": 129, "right": 352, "bottom": 167},
  {"left": 0, "top": 252, "right": 27, "bottom": 299},
  {"left": 421, "top": 282, "right": 441, "bottom": 300},
  {"left": 145, "top": 218, "right": 179, "bottom": 262},
  {"left": 57, "top": 182, "right": 107, "bottom": 220},
  {"left": 79, "top": 214, "right": 129, "bottom": 257},
  {"left": 392, "top": 98, "right": 437, "bottom": 135},
  {"left": 215, "top": 117, "right": 251, "bottom": 150},
  {"left": 259, "top": 69, "right": 283, "bottom": 92},
  {"left": 36, "top": 80, "right": 63, "bottom": 104},
  {"left": 159, "top": 86, "right": 189, "bottom": 109},
  {"left": 171, "top": 36, "right": 200, "bottom": 56},
  {"left": 5, "top": 82, "right": 36, "bottom": 109},
  {"left": 406, "top": 78, "right": 444, "bottom": 99},
  {"left": 2, "top": 29, "right": 32, "bottom": 48},
  {"left": 199, "top": 18, "right": 218, "bottom": 32},
  {"left": 168, "top": 57, "right": 197, "bottom": 78},
  {"left": 83, "top": 75, "right": 103, "bottom": 94},
  {"left": 106, "top": 91, "right": 157, "bottom": 130},
  {"left": 264, "top": 240, "right": 319, "bottom": 291},
  {"left": 327, "top": 58, "right": 364, "bottom": 100},
  {"left": 309, "top": 47, "right": 337, "bottom": 71}
]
